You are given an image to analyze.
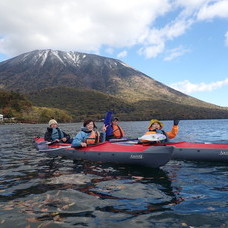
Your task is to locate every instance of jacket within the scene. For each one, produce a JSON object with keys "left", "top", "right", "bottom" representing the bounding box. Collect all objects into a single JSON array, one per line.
[
  {"left": 72, "top": 127, "right": 106, "bottom": 147},
  {"left": 44, "top": 127, "right": 70, "bottom": 142}
]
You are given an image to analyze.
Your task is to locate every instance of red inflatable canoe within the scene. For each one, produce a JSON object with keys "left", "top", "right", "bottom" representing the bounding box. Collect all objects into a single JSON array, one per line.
[
  {"left": 34, "top": 138, "right": 173, "bottom": 168},
  {"left": 167, "top": 141, "right": 228, "bottom": 162}
]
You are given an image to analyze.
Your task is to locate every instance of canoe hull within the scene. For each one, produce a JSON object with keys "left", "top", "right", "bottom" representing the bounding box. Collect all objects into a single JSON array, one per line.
[
  {"left": 35, "top": 139, "right": 228, "bottom": 163},
  {"left": 34, "top": 139, "right": 173, "bottom": 168},
  {"left": 168, "top": 142, "right": 228, "bottom": 162},
  {"left": 172, "top": 148, "right": 228, "bottom": 162}
]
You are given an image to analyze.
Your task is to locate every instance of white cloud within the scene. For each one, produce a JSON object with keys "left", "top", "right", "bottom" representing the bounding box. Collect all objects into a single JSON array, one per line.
[
  {"left": 117, "top": 50, "right": 127, "bottom": 58},
  {"left": 164, "top": 46, "right": 190, "bottom": 61},
  {"left": 0, "top": 0, "right": 227, "bottom": 60},
  {"left": 175, "top": 0, "right": 209, "bottom": 7},
  {"left": 197, "top": 0, "right": 228, "bottom": 20},
  {"left": 0, "top": 0, "right": 170, "bottom": 57},
  {"left": 105, "top": 48, "right": 114, "bottom": 55},
  {"left": 164, "top": 19, "right": 193, "bottom": 40},
  {"left": 138, "top": 43, "right": 165, "bottom": 58},
  {"left": 137, "top": 11, "right": 193, "bottom": 58},
  {"left": 169, "top": 78, "right": 228, "bottom": 94},
  {"left": 225, "top": 31, "right": 228, "bottom": 46}
]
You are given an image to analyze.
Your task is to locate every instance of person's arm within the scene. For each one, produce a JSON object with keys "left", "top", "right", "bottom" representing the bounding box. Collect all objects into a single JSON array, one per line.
[
  {"left": 44, "top": 128, "right": 52, "bottom": 141},
  {"left": 99, "top": 125, "right": 107, "bottom": 142},
  {"left": 71, "top": 131, "right": 86, "bottom": 147},
  {"left": 100, "top": 131, "right": 106, "bottom": 142},
  {"left": 62, "top": 131, "right": 71, "bottom": 142},
  {"left": 105, "top": 124, "right": 114, "bottom": 139},
  {"left": 166, "top": 120, "right": 179, "bottom": 139}
]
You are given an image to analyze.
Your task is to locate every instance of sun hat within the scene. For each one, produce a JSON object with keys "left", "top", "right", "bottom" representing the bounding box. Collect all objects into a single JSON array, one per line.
[
  {"left": 148, "top": 119, "right": 164, "bottom": 129},
  {"left": 48, "top": 119, "right": 58, "bottom": 126}
]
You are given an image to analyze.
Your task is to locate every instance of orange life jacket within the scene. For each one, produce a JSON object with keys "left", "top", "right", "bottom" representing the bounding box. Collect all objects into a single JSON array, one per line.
[
  {"left": 85, "top": 130, "right": 99, "bottom": 144},
  {"left": 112, "top": 125, "right": 125, "bottom": 139},
  {"left": 144, "top": 131, "right": 157, "bottom": 135}
]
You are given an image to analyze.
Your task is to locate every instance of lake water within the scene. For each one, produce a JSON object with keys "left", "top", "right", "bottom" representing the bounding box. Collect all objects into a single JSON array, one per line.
[{"left": 0, "top": 119, "right": 228, "bottom": 227}]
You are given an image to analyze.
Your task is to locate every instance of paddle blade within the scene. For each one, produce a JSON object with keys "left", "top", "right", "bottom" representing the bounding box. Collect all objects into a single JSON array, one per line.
[
  {"left": 104, "top": 111, "right": 113, "bottom": 136},
  {"left": 138, "top": 133, "right": 166, "bottom": 142},
  {"left": 104, "top": 111, "right": 112, "bottom": 125}
]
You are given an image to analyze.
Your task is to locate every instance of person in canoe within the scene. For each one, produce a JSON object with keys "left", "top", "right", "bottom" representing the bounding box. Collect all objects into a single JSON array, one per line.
[
  {"left": 105, "top": 117, "right": 125, "bottom": 140},
  {"left": 139, "top": 119, "right": 179, "bottom": 143},
  {"left": 44, "top": 119, "right": 72, "bottom": 143},
  {"left": 72, "top": 119, "right": 106, "bottom": 148}
]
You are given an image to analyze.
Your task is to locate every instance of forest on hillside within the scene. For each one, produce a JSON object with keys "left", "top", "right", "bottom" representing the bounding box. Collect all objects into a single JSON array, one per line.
[
  {"left": 0, "top": 90, "right": 72, "bottom": 123},
  {"left": 1, "top": 88, "right": 228, "bottom": 123}
]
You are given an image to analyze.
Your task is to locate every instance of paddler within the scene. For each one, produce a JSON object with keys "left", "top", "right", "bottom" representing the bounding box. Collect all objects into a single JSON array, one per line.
[
  {"left": 72, "top": 119, "right": 106, "bottom": 148},
  {"left": 139, "top": 119, "right": 179, "bottom": 143},
  {"left": 44, "top": 119, "right": 72, "bottom": 143},
  {"left": 106, "top": 117, "right": 125, "bottom": 140}
]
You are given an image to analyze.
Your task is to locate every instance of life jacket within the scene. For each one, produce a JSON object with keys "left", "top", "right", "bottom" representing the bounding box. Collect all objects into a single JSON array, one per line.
[
  {"left": 112, "top": 125, "right": 125, "bottom": 139},
  {"left": 85, "top": 130, "right": 99, "bottom": 144},
  {"left": 51, "top": 128, "right": 64, "bottom": 140},
  {"left": 141, "top": 129, "right": 168, "bottom": 143}
]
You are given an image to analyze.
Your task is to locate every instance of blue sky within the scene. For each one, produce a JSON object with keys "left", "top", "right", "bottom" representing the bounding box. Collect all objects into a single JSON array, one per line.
[{"left": 0, "top": 0, "right": 228, "bottom": 106}]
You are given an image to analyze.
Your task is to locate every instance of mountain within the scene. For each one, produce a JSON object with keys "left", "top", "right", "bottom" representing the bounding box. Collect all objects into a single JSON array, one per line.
[
  {"left": 0, "top": 49, "right": 228, "bottom": 121},
  {"left": 0, "top": 49, "right": 216, "bottom": 107}
]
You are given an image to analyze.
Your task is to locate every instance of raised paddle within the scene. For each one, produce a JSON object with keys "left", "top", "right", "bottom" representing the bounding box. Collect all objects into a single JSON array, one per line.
[{"left": 104, "top": 111, "right": 113, "bottom": 137}]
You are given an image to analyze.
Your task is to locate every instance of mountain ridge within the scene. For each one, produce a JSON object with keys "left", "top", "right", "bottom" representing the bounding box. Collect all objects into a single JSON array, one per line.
[
  {"left": 0, "top": 49, "right": 204, "bottom": 104},
  {"left": 0, "top": 49, "right": 228, "bottom": 121}
]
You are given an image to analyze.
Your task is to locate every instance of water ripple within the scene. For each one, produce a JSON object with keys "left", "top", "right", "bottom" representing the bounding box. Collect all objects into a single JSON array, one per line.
[{"left": 0, "top": 121, "right": 228, "bottom": 227}]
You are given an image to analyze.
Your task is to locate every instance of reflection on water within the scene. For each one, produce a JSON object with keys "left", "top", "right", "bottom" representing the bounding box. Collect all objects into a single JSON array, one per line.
[
  {"left": 0, "top": 158, "right": 181, "bottom": 227},
  {"left": 1, "top": 159, "right": 227, "bottom": 227},
  {"left": 0, "top": 120, "right": 228, "bottom": 227},
  {"left": 72, "top": 162, "right": 181, "bottom": 215}
]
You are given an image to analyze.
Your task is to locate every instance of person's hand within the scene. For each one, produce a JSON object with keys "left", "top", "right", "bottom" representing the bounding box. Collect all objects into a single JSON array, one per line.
[
  {"left": 61, "top": 137, "right": 67, "bottom": 142},
  {"left": 80, "top": 142, "right": 87, "bottom": 147},
  {"left": 55, "top": 139, "right": 60, "bottom": 142},
  {"left": 173, "top": 120, "right": 180, "bottom": 126},
  {"left": 102, "top": 125, "right": 107, "bottom": 132}
]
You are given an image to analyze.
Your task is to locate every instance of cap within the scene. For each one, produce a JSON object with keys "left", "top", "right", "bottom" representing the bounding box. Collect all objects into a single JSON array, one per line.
[
  {"left": 111, "top": 117, "right": 119, "bottom": 121},
  {"left": 48, "top": 119, "right": 58, "bottom": 126}
]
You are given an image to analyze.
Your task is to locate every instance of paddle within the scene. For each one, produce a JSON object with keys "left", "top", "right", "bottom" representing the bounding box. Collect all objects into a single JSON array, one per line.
[
  {"left": 71, "top": 142, "right": 106, "bottom": 149},
  {"left": 46, "top": 140, "right": 59, "bottom": 145},
  {"left": 108, "top": 137, "right": 138, "bottom": 143},
  {"left": 104, "top": 111, "right": 113, "bottom": 137},
  {"left": 109, "top": 133, "right": 167, "bottom": 143},
  {"left": 46, "top": 139, "right": 70, "bottom": 145}
]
